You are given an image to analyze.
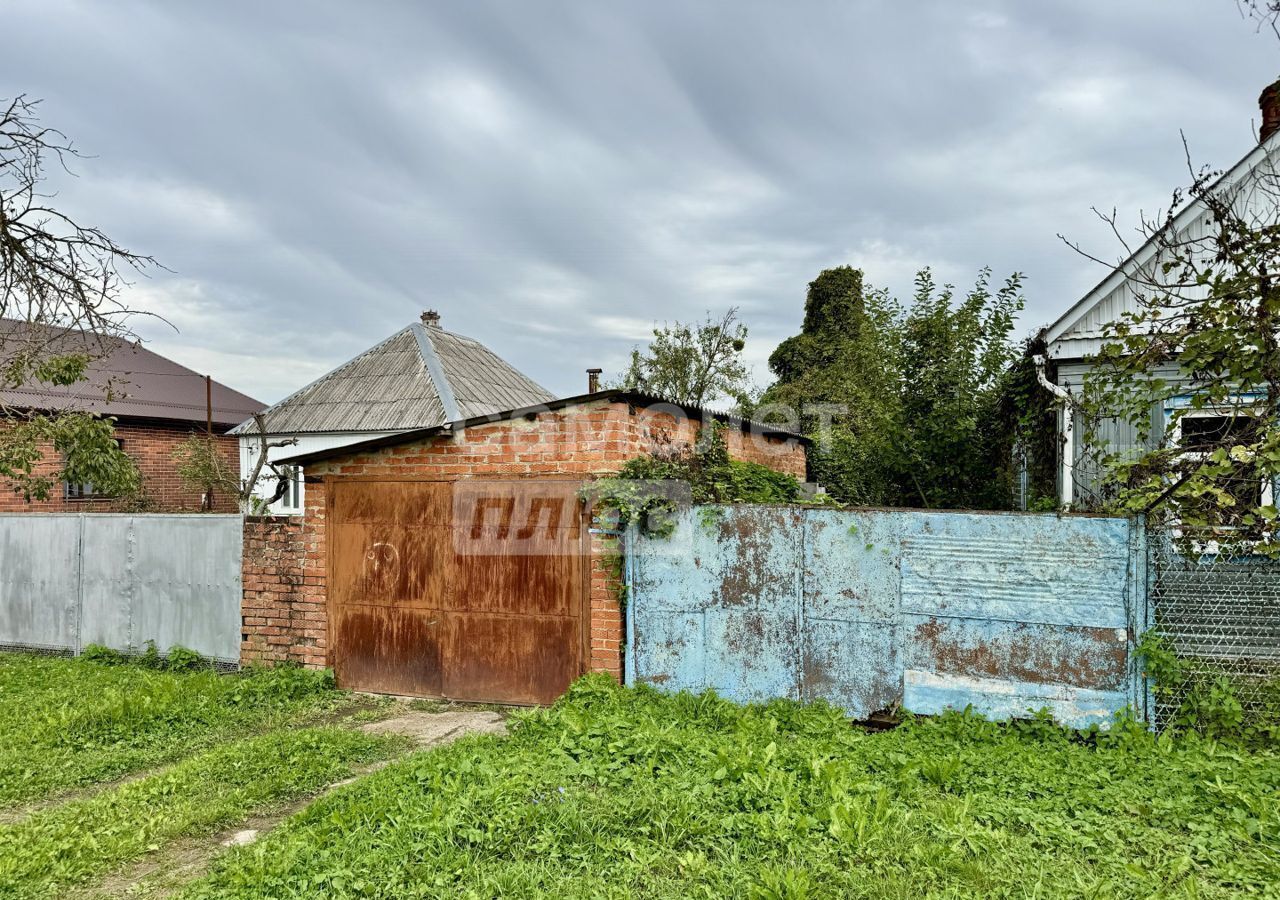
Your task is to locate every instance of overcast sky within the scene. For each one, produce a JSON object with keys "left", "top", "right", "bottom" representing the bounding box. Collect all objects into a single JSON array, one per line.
[{"left": 4, "top": 1, "right": 1278, "bottom": 403}]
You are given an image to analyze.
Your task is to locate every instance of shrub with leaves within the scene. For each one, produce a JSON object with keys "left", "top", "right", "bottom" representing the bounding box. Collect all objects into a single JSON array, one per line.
[
  {"left": 584, "top": 424, "right": 803, "bottom": 536},
  {"left": 760, "top": 265, "right": 1026, "bottom": 509}
]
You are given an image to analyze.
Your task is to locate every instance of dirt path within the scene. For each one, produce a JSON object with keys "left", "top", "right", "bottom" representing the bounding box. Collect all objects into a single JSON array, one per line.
[{"left": 71, "top": 709, "right": 509, "bottom": 900}]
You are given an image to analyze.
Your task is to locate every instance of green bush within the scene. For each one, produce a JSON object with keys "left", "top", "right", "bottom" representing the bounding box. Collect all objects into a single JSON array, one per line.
[{"left": 586, "top": 423, "right": 805, "bottom": 536}]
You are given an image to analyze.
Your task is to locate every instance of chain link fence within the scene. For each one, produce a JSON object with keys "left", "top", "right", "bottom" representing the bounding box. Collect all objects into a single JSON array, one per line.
[{"left": 1147, "top": 530, "right": 1280, "bottom": 732}]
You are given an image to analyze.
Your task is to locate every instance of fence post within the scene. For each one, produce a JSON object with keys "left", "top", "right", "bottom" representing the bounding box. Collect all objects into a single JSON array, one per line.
[
  {"left": 74, "top": 513, "right": 85, "bottom": 655},
  {"left": 1126, "top": 513, "right": 1151, "bottom": 724}
]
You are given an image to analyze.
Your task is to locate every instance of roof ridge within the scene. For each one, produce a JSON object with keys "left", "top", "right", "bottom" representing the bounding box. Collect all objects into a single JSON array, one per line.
[{"left": 410, "top": 322, "right": 462, "bottom": 423}]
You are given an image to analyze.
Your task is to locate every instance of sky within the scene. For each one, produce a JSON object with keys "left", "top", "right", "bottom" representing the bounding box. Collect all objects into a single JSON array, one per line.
[{"left": 3, "top": 0, "right": 1278, "bottom": 404}]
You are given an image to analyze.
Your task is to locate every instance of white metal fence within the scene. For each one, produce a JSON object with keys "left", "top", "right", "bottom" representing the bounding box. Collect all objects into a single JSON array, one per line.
[{"left": 0, "top": 514, "right": 242, "bottom": 664}]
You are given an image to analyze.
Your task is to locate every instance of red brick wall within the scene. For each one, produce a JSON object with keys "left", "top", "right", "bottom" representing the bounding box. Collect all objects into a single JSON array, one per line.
[
  {"left": 0, "top": 419, "right": 240, "bottom": 513},
  {"left": 241, "top": 516, "right": 327, "bottom": 667},
  {"left": 243, "top": 398, "right": 807, "bottom": 684}
]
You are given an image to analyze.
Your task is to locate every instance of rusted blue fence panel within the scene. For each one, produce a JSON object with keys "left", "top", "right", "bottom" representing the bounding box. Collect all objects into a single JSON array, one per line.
[
  {"left": 628, "top": 506, "right": 1142, "bottom": 727},
  {"left": 901, "top": 512, "right": 1136, "bottom": 726}
]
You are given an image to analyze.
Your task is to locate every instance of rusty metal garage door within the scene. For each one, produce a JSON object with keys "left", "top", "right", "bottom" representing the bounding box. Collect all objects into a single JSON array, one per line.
[{"left": 328, "top": 479, "right": 586, "bottom": 704}]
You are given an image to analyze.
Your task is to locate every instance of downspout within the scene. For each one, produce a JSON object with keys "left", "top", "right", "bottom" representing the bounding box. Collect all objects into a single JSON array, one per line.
[{"left": 1033, "top": 354, "right": 1074, "bottom": 509}]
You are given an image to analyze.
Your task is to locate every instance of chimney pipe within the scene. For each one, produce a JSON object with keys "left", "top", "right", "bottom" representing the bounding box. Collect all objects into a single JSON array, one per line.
[
  {"left": 586, "top": 367, "right": 602, "bottom": 393},
  {"left": 421, "top": 309, "right": 441, "bottom": 327},
  {"left": 1261, "top": 78, "right": 1280, "bottom": 143}
]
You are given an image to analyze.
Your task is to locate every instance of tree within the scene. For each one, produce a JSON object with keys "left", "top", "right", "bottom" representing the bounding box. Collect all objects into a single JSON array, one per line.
[
  {"left": 1068, "top": 139, "right": 1280, "bottom": 547},
  {"left": 759, "top": 265, "right": 1025, "bottom": 508},
  {"left": 0, "top": 95, "right": 154, "bottom": 501},
  {"left": 615, "top": 308, "right": 752, "bottom": 409},
  {"left": 173, "top": 414, "right": 297, "bottom": 513},
  {"left": 1239, "top": 0, "right": 1280, "bottom": 38},
  {"left": 896, "top": 268, "right": 1024, "bottom": 508},
  {"left": 760, "top": 266, "right": 903, "bottom": 505}
]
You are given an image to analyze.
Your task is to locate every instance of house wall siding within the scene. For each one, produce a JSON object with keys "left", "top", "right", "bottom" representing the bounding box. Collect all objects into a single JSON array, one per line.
[
  {"left": 1054, "top": 360, "right": 1188, "bottom": 508},
  {"left": 0, "top": 421, "right": 240, "bottom": 513},
  {"left": 243, "top": 399, "right": 807, "bottom": 684}
]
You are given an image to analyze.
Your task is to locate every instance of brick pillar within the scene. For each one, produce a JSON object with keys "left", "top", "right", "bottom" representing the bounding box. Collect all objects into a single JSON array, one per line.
[
  {"left": 588, "top": 531, "right": 625, "bottom": 681},
  {"left": 241, "top": 516, "right": 327, "bottom": 668}
]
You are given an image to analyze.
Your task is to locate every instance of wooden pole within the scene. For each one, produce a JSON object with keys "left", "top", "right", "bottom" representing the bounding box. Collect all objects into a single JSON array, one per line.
[{"left": 204, "top": 374, "right": 213, "bottom": 511}]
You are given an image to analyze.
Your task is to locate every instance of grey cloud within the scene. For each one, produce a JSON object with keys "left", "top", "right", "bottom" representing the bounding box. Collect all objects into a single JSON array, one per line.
[{"left": 3, "top": 0, "right": 1276, "bottom": 401}]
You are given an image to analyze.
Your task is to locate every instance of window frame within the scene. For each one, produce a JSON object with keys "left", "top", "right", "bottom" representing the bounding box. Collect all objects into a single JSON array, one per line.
[{"left": 1167, "top": 395, "right": 1273, "bottom": 550}]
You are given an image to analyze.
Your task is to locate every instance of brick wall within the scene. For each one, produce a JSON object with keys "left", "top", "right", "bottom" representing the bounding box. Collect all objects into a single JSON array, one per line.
[
  {"left": 243, "top": 398, "right": 807, "bottom": 685},
  {"left": 0, "top": 419, "right": 240, "bottom": 513},
  {"left": 241, "top": 516, "right": 327, "bottom": 667}
]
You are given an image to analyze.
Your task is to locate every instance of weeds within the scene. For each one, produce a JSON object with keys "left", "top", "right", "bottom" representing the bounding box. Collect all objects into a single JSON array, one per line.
[
  {"left": 186, "top": 675, "right": 1280, "bottom": 899},
  {"left": 1137, "top": 630, "right": 1280, "bottom": 746},
  {"left": 0, "top": 726, "right": 401, "bottom": 899}
]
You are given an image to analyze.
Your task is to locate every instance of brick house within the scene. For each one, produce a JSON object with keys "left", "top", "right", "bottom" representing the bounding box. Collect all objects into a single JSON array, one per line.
[
  {"left": 0, "top": 320, "right": 264, "bottom": 512},
  {"left": 243, "top": 389, "right": 808, "bottom": 704}
]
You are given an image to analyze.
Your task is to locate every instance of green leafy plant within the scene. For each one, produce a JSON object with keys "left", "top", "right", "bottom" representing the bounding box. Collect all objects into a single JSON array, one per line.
[
  {"left": 1137, "top": 630, "right": 1279, "bottom": 746},
  {"left": 584, "top": 424, "right": 803, "bottom": 536},
  {"left": 1070, "top": 147, "right": 1280, "bottom": 544},
  {"left": 760, "top": 265, "right": 1026, "bottom": 509},
  {"left": 184, "top": 675, "right": 1280, "bottom": 899}
]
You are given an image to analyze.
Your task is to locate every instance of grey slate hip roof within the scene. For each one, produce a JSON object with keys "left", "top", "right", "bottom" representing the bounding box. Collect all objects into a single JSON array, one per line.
[{"left": 234, "top": 319, "right": 557, "bottom": 435}]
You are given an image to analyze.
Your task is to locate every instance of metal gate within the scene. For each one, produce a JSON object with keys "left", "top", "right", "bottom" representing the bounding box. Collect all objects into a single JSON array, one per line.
[{"left": 328, "top": 479, "right": 586, "bottom": 704}]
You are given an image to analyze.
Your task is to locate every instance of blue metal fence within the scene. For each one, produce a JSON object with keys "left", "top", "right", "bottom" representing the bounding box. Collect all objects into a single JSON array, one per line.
[{"left": 627, "top": 506, "right": 1147, "bottom": 727}]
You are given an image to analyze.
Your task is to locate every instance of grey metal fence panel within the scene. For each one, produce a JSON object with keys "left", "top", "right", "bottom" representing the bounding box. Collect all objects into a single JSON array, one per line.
[
  {"left": 0, "top": 514, "right": 242, "bottom": 663},
  {"left": 79, "top": 515, "right": 135, "bottom": 652},
  {"left": 629, "top": 505, "right": 1141, "bottom": 727},
  {"left": 127, "top": 517, "right": 242, "bottom": 662},
  {"left": 0, "top": 516, "right": 81, "bottom": 653}
]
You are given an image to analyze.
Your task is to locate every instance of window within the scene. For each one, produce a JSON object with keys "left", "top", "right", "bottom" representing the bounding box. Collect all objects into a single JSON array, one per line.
[
  {"left": 276, "top": 465, "right": 301, "bottom": 511},
  {"left": 1172, "top": 407, "right": 1271, "bottom": 539},
  {"left": 64, "top": 439, "right": 124, "bottom": 501},
  {"left": 1177, "top": 414, "right": 1261, "bottom": 453}
]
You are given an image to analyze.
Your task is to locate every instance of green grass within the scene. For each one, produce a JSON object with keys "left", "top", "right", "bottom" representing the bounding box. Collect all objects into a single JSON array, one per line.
[
  {"left": 185, "top": 676, "right": 1280, "bottom": 900},
  {"left": 0, "top": 653, "right": 350, "bottom": 807},
  {"left": 0, "top": 726, "right": 402, "bottom": 899}
]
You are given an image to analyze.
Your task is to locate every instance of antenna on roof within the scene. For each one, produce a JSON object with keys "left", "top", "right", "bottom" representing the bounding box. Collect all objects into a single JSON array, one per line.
[{"left": 421, "top": 310, "right": 441, "bottom": 328}]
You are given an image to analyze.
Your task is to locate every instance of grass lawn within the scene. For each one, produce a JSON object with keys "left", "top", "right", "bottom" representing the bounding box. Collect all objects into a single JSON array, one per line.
[
  {"left": 0, "top": 652, "right": 406, "bottom": 899},
  {"left": 0, "top": 652, "right": 361, "bottom": 806},
  {"left": 1, "top": 654, "right": 1277, "bottom": 899},
  {"left": 187, "top": 676, "right": 1280, "bottom": 900}
]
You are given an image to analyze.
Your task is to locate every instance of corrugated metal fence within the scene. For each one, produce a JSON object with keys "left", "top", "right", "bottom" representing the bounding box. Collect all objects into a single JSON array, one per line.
[
  {"left": 627, "top": 506, "right": 1147, "bottom": 728},
  {"left": 0, "top": 514, "right": 242, "bottom": 664}
]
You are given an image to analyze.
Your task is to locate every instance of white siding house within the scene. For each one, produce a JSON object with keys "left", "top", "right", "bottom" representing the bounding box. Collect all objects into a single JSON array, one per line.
[
  {"left": 233, "top": 311, "right": 555, "bottom": 514},
  {"left": 1042, "top": 83, "right": 1280, "bottom": 508}
]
